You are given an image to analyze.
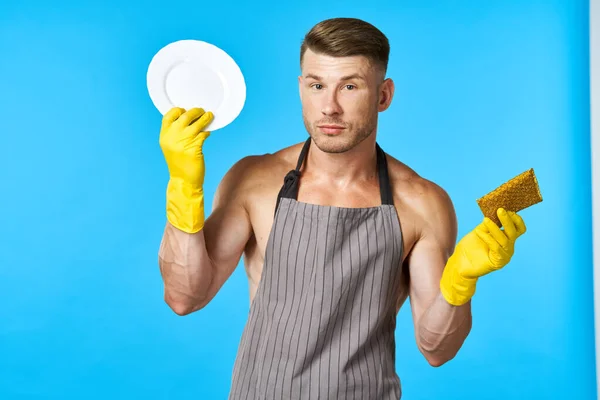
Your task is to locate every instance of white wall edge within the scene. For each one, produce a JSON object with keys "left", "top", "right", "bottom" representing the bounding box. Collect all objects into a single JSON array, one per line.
[{"left": 592, "top": 1, "right": 600, "bottom": 398}]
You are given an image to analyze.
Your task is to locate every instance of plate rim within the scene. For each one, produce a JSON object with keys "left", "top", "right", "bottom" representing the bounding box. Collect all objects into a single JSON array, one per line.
[{"left": 146, "top": 39, "right": 246, "bottom": 131}]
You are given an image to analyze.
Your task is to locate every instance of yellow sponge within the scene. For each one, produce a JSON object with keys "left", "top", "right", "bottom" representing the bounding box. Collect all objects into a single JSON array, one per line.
[{"left": 476, "top": 168, "right": 543, "bottom": 227}]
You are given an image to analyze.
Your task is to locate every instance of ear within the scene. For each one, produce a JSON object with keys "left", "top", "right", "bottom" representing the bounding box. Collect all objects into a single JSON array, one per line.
[
  {"left": 298, "top": 75, "right": 303, "bottom": 102},
  {"left": 378, "top": 78, "right": 395, "bottom": 112}
]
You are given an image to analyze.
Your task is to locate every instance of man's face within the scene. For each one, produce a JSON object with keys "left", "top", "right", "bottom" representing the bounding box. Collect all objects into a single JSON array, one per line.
[{"left": 299, "top": 48, "right": 394, "bottom": 153}]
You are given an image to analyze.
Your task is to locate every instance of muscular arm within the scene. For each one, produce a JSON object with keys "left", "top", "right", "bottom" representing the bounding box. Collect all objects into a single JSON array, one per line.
[
  {"left": 158, "top": 157, "right": 256, "bottom": 315},
  {"left": 405, "top": 183, "right": 472, "bottom": 367}
]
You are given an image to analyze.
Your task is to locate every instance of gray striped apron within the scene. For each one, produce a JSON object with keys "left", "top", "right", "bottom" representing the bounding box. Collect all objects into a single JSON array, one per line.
[{"left": 229, "top": 137, "right": 405, "bottom": 399}]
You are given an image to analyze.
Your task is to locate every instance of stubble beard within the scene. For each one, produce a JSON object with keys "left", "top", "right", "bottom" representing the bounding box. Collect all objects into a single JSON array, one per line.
[{"left": 302, "top": 111, "right": 378, "bottom": 154}]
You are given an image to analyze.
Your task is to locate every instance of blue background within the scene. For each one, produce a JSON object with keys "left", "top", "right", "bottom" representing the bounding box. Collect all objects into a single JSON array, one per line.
[{"left": 0, "top": 0, "right": 595, "bottom": 399}]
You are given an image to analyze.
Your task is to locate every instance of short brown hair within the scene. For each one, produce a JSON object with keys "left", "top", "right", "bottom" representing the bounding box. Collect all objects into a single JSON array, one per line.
[{"left": 300, "top": 17, "right": 390, "bottom": 75}]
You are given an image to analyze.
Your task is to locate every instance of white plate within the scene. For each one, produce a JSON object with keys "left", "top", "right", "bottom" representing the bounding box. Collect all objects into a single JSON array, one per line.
[{"left": 146, "top": 39, "right": 246, "bottom": 131}]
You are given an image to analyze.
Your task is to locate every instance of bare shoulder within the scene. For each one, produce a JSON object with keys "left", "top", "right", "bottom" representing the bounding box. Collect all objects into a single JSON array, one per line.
[
  {"left": 384, "top": 154, "right": 457, "bottom": 243},
  {"left": 213, "top": 141, "right": 305, "bottom": 208}
]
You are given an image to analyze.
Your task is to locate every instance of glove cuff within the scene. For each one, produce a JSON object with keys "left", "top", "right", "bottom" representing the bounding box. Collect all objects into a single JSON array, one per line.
[
  {"left": 440, "top": 253, "right": 479, "bottom": 306},
  {"left": 166, "top": 179, "right": 205, "bottom": 233}
]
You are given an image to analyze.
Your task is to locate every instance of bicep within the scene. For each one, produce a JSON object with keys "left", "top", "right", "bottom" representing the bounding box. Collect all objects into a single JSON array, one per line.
[
  {"left": 405, "top": 235, "right": 453, "bottom": 322},
  {"left": 202, "top": 158, "right": 256, "bottom": 298},
  {"left": 204, "top": 203, "right": 252, "bottom": 278},
  {"left": 405, "top": 185, "right": 458, "bottom": 323}
]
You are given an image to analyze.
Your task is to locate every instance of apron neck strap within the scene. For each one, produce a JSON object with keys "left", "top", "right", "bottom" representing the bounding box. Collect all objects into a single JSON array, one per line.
[
  {"left": 275, "top": 137, "right": 394, "bottom": 216},
  {"left": 376, "top": 143, "right": 394, "bottom": 206}
]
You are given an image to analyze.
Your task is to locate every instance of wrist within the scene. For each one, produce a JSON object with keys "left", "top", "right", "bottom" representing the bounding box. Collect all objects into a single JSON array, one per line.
[
  {"left": 166, "top": 179, "right": 206, "bottom": 234},
  {"left": 440, "top": 254, "right": 478, "bottom": 306},
  {"left": 167, "top": 177, "right": 204, "bottom": 196}
]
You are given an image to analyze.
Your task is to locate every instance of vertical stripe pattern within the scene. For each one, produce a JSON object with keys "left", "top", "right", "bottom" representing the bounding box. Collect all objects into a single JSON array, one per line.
[{"left": 228, "top": 197, "right": 405, "bottom": 399}]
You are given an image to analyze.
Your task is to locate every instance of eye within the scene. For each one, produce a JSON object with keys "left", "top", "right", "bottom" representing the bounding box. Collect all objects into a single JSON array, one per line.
[
  {"left": 311, "top": 83, "right": 323, "bottom": 90},
  {"left": 345, "top": 85, "right": 356, "bottom": 90}
]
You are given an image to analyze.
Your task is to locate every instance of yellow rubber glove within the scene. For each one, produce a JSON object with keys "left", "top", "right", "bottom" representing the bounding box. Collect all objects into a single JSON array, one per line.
[
  {"left": 159, "top": 107, "right": 214, "bottom": 233},
  {"left": 440, "top": 208, "right": 527, "bottom": 306}
]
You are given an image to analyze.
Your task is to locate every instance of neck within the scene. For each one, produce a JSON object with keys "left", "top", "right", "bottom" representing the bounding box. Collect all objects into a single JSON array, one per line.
[{"left": 304, "top": 135, "right": 378, "bottom": 185}]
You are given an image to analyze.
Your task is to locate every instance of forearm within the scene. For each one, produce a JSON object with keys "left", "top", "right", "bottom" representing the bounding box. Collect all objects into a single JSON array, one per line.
[
  {"left": 158, "top": 222, "right": 215, "bottom": 314},
  {"left": 416, "top": 291, "right": 472, "bottom": 366}
]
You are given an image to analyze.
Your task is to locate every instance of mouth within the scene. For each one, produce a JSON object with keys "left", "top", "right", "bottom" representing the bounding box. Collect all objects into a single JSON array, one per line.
[{"left": 318, "top": 125, "right": 346, "bottom": 135}]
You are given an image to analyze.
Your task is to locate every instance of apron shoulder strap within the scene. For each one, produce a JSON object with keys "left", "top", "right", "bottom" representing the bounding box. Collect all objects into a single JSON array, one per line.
[
  {"left": 274, "top": 137, "right": 311, "bottom": 217},
  {"left": 376, "top": 144, "right": 394, "bottom": 206},
  {"left": 274, "top": 138, "right": 394, "bottom": 217}
]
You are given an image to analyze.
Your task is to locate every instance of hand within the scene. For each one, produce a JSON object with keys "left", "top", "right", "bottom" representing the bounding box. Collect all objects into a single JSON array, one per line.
[
  {"left": 159, "top": 107, "right": 214, "bottom": 233},
  {"left": 440, "top": 208, "right": 527, "bottom": 306},
  {"left": 456, "top": 208, "right": 526, "bottom": 279},
  {"left": 159, "top": 107, "right": 214, "bottom": 186}
]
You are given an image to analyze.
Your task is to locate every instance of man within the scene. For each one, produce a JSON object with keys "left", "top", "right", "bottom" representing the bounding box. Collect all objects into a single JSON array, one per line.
[{"left": 158, "top": 17, "right": 527, "bottom": 399}]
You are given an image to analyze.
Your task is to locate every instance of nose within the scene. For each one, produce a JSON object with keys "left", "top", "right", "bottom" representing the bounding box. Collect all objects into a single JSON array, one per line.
[{"left": 321, "top": 90, "right": 342, "bottom": 116}]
